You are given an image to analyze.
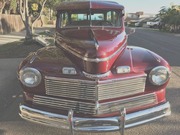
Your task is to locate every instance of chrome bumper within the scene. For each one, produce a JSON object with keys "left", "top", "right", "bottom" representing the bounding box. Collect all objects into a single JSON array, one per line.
[{"left": 19, "top": 102, "right": 171, "bottom": 135}]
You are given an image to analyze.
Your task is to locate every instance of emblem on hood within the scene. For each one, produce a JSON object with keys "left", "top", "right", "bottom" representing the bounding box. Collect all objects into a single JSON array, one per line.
[{"left": 83, "top": 71, "right": 111, "bottom": 79}]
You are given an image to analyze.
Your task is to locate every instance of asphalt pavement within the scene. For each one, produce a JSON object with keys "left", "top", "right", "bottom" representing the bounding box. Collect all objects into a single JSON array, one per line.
[{"left": 0, "top": 28, "right": 180, "bottom": 135}]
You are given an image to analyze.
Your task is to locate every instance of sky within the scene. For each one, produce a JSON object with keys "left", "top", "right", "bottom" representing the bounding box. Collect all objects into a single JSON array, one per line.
[{"left": 113, "top": 0, "right": 180, "bottom": 14}]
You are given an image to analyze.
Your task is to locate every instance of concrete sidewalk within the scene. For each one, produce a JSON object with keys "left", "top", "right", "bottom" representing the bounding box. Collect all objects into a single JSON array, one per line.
[
  {"left": 0, "top": 26, "right": 55, "bottom": 45},
  {"left": 0, "top": 29, "right": 25, "bottom": 45},
  {"left": 0, "top": 35, "right": 24, "bottom": 45}
]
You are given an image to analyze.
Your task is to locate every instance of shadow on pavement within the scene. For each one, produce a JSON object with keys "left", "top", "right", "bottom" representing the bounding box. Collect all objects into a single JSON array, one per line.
[{"left": 0, "top": 129, "right": 6, "bottom": 135}]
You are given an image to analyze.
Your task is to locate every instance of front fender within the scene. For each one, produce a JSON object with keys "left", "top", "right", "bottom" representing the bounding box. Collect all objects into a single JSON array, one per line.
[{"left": 112, "top": 46, "right": 170, "bottom": 74}]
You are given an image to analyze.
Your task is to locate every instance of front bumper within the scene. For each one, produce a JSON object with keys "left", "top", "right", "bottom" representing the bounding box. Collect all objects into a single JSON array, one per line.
[{"left": 19, "top": 102, "right": 171, "bottom": 134}]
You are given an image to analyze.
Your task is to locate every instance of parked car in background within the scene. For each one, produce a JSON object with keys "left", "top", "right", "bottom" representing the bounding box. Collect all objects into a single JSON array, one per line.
[
  {"left": 135, "top": 17, "right": 152, "bottom": 27},
  {"left": 18, "top": 1, "right": 171, "bottom": 135},
  {"left": 135, "top": 21, "right": 144, "bottom": 27},
  {"left": 127, "top": 19, "right": 139, "bottom": 27},
  {"left": 147, "top": 17, "right": 161, "bottom": 28}
]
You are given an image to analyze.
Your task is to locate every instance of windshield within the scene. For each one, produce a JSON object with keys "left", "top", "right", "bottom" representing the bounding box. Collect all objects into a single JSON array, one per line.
[{"left": 59, "top": 10, "right": 122, "bottom": 28}]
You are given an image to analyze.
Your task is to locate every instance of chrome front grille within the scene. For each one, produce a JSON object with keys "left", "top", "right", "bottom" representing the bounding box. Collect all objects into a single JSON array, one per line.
[
  {"left": 33, "top": 93, "right": 157, "bottom": 115},
  {"left": 45, "top": 75, "right": 146, "bottom": 101},
  {"left": 45, "top": 77, "right": 96, "bottom": 101},
  {"left": 33, "top": 95, "right": 96, "bottom": 114},
  {"left": 98, "top": 93, "right": 157, "bottom": 114},
  {"left": 98, "top": 77, "right": 146, "bottom": 100}
]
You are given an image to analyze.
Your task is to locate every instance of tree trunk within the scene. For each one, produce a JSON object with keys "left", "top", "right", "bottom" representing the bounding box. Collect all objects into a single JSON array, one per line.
[
  {"left": 31, "top": 21, "right": 35, "bottom": 33},
  {"left": 19, "top": 0, "right": 47, "bottom": 41},
  {"left": 0, "top": 1, "right": 6, "bottom": 14},
  {"left": 24, "top": 16, "right": 33, "bottom": 40},
  {"left": 31, "top": 0, "right": 47, "bottom": 31},
  {"left": 19, "top": 0, "right": 33, "bottom": 40},
  {"left": 25, "top": 0, "right": 33, "bottom": 40}
]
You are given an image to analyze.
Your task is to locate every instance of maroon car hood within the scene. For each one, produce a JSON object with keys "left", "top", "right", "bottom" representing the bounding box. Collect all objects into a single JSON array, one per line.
[{"left": 56, "top": 28, "right": 127, "bottom": 74}]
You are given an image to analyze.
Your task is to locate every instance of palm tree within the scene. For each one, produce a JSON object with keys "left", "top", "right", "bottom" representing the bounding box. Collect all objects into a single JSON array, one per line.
[{"left": 158, "top": 5, "right": 180, "bottom": 32}]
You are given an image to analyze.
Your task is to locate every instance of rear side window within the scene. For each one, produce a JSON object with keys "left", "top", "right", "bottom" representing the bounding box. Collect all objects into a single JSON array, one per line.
[
  {"left": 60, "top": 12, "right": 69, "bottom": 27},
  {"left": 107, "top": 11, "right": 121, "bottom": 27}
]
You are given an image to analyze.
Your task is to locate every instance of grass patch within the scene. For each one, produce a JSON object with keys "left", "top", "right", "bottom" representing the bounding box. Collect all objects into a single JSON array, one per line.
[{"left": 0, "top": 40, "right": 42, "bottom": 58}]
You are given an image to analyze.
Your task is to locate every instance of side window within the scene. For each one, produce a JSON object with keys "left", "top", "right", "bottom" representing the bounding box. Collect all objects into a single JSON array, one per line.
[
  {"left": 60, "top": 13, "right": 89, "bottom": 27},
  {"left": 71, "top": 14, "right": 87, "bottom": 21},
  {"left": 60, "top": 12, "right": 69, "bottom": 27},
  {"left": 91, "top": 13, "right": 104, "bottom": 20},
  {"left": 107, "top": 11, "right": 121, "bottom": 27},
  {"left": 70, "top": 14, "right": 89, "bottom": 26}
]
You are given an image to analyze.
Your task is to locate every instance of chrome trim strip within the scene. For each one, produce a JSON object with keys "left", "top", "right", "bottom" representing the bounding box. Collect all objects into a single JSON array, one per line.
[
  {"left": 29, "top": 52, "right": 37, "bottom": 64},
  {"left": 19, "top": 102, "right": 171, "bottom": 132},
  {"left": 45, "top": 74, "right": 147, "bottom": 83},
  {"left": 83, "top": 71, "right": 111, "bottom": 79},
  {"left": 45, "top": 76, "right": 95, "bottom": 83},
  {"left": 30, "top": 56, "right": 36, "bottom": 64}
]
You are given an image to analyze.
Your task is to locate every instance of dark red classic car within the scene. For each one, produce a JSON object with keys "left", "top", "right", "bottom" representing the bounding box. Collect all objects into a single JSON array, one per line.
[{"left": 18, "top": 1, "right": 171, "bottom": 135}]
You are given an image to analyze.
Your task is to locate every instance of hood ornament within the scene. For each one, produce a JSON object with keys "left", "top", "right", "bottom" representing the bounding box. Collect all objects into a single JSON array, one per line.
[{"left": 90, "top": 29, "right": 99, "bottom": 50}]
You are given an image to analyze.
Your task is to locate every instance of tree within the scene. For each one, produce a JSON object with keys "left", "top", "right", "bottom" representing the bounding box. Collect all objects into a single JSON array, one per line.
[
  {"left": 158, "top": 5, "right": 180, "bottom": 32},
  {"left": 19, "top": 0, "right": 47, "bottom": 40},
  {"left": 45, "top": 0, "right": 59, "bottom": 20},
  {"left": 45, "top": 0, "right": 72, "bottom": 20},
  {"left": 10, "top": 0, "right": 17, "bottom": 14},
  {"left": 2, "top": 0, "right": 16, "bottom": 14},
  {"left": 0, "top": 0, "right": 7, "bottom": 14},
  {"left": 18, "top": 0, "right": 76, "bottom": 40}
]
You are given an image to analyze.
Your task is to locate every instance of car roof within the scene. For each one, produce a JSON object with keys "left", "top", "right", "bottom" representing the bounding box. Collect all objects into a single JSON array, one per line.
[{"left": 56, "top": 0, "right": 124, "bottom": 11}]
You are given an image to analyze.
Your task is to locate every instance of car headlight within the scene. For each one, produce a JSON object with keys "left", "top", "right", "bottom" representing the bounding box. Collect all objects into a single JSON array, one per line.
[
  {"left": 19, "top": 68, "right": 42, "bottom": 87},
  {"left": 149, "top": 66, "right": 170, "bottom": 86}
]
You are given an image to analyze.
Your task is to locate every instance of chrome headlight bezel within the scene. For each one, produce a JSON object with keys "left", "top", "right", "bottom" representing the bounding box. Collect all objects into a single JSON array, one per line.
[
  {"left": 19, "top": 67, "right": 42, "bottom": 87},
  {"left": 149, "top": 66, "right": 170, "bottom": 86}
]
